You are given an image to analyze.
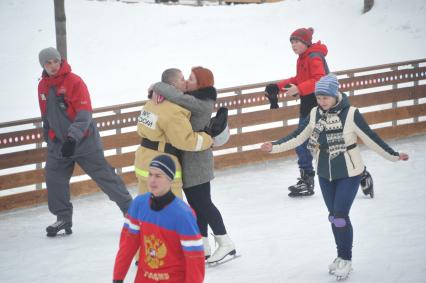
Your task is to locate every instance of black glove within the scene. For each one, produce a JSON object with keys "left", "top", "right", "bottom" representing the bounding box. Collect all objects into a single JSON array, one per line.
[
  {"left": 61, "top": 137, "right": 76, "bottom": 158},
  {"left": 264, "top": 84, "right": 279, "bottom": 109},
  {"left": 205, "top": 107, "right": 228, "bottom": 137},
  {"left": 113, "top": 280, "right": 123, "bottom": 283}
]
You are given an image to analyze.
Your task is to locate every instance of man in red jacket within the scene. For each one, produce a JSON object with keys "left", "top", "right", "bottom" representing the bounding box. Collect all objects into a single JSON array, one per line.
[
  {"left": 264, "top": 27, "right": 328, "bottom": 197},
  {"left": 37, "top": 47, "right": 132, "bottom": 237}
]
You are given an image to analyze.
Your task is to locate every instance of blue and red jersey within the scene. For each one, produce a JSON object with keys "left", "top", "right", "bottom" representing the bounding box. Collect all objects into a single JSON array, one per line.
[{"left": 113, "top": 193, "right": 205, "bottom": 283}]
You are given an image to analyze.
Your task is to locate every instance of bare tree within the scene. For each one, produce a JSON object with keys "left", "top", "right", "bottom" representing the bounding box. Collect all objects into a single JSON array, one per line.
[
  {"left": 54, "top": 0, "right": 67, "bottom": 60},
  {"left": 364, "top": 0, "right": 374, "bottom": 13}
]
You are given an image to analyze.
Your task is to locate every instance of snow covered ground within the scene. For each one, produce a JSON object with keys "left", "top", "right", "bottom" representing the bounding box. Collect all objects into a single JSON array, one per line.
[
  {"left": 1, "top": 135, "right": 425, "bottom": 282},
  {"left": 0, "top": 0, "right": 425, "bottom": 123}
]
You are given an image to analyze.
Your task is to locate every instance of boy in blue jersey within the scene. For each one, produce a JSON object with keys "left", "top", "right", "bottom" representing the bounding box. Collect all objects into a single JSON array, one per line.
[{"left": 113, "top": 155, "right": 205, "bottom": 283}]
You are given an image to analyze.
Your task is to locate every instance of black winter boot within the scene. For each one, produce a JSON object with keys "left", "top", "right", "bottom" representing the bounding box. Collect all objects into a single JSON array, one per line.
[{"left": 288, "top": 169, "right": 315, "bottom": 197}]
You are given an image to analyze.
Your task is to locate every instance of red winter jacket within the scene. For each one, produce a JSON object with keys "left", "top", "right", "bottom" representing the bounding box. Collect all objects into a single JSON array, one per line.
[
  {"left": 277, "top": 41, "right": 328, "bottom": 96},
  {"left": 38, "top": 60, "right": 93, "bottom": 142}
]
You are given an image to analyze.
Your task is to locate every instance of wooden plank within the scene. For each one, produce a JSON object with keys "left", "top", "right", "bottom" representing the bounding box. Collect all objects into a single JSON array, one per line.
[
  {"left": 340, "top": 67, "right": 426, "bottom": 92},
  {"left": 0, "top": 132, "right": 140, "bottom": 169},
  {"left": 94, "top": 110, "right": 140, "bottom": 131},
  {"left": 228, "top": 105, "right": 299, "bottom": 129},
  {"left": 0, "top": 152, "right": 136, "bottom": 191},
  {"left": 0, "top": 171, "right": 137, "bottom": 211},
  {"left": 374, "top": 121, "right": 426, "bottom": 139},
  {"left": 348, "top": 85, "right": 426, "bottom": 108},
  {"left": 102, "top": 131, "right": 140, "bottom": 150},
  {"left": 0, "top": 128, "right": 43, "bottom": 149},
  {"left": 0, "top": 169, "right": 45, "bottom": 191},
  {"left": 215, "top": 90, "right": 297, "bottom": 111},
  {"left": 0, "top": 147, "right": 46, "bottom": 170},
  {"left": 363, "top": 104, "right": 426, "bottom": 125}
]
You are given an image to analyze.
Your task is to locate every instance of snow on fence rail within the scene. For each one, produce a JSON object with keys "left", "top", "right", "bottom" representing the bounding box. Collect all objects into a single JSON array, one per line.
[{"left": 0, "top": 58, "right": 425, "bottom": 211}]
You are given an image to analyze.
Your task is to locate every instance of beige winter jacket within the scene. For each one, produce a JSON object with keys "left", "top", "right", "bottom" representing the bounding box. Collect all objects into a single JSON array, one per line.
[{"left": 134, "top": 100, "right": 213, "bottom": 197}]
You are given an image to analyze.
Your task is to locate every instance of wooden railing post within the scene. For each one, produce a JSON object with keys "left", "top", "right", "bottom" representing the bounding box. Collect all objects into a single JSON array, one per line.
[
  {"left": 114, "top": 108, "right": 123, "bottom": 175},
  {"left": 34, "top": 121, "right": 43, "bottom": 190},
  {"left": 236, "top": 89, "right": 243, "bottom": 152},
  {"left": 348, "top": 73, "right": 355, "bottom": 96},
  {"left": 282, "top": 94, "right": 288, "bottom": 127},
  {"left": 412, "top": 63, "right": 419, "bottom": 123},
  {"left": 391, "top": 66, "right": 398, "bottom": 127}
]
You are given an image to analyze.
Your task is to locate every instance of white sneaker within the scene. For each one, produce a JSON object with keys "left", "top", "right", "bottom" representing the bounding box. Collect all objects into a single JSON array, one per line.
[
  {"left": 334, "top": 259, "right": 352, "bottom": 281},
  {"left": 203, "top": 237, "right": 211, "bottom": 259},
  {"left": 206, "top": 234, "right": 236, "bottom": 264},
  {"left": 328, "top": 257, "right": 342, "bottom": 274}
]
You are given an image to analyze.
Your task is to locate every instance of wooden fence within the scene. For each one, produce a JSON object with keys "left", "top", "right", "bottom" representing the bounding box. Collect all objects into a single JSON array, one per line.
[{"left": 1, "top": 58, "right": 425, "bottom": 211}]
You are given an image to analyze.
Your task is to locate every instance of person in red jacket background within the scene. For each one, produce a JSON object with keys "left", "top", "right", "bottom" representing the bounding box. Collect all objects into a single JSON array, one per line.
[
  {"left": 264, "top": 27, "right": 328, "bottom": 197},
  {"left": 38, "top": 47, "right": 132, "bottom": 237},
  {"left": 113, "top": 154, "right": 205, "bottom": 283}
]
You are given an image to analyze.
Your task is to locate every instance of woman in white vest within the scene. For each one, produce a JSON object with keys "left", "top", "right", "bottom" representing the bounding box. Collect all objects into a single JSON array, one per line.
[{"left": 261, "top": 73, "right": 409, "bottom": 280}]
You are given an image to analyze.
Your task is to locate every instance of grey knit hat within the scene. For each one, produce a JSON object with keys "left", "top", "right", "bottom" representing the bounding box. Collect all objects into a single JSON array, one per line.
[
  {"left": 39, "top": 47, "right": 61, "bottom": 68},
  {"left": 315, "top": 73, "right": 339, "bottom": 97}
]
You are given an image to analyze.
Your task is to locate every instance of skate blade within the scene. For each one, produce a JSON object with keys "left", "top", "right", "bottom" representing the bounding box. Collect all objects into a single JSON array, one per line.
[
  {"left": 288, "top": 191, "right": 314, "bottom": 197},
  {"left": 46, "top": 228, "right": 72, "bottom": 237},
  {"left": 207, "top": 253, "right": 241, "bottom": 267}
]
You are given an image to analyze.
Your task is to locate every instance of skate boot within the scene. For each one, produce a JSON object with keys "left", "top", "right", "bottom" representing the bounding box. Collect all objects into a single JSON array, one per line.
[
  {"left": 288, "top": 169, "right": 315, "bottom": 197},
  {"left": 203, "top": 237, "right": 211, "bottom": 260},
  {"left": 206, "top": 234, "right": 236, "bottom": 264},
  {"left": 360, "top": 167, "right": 374, "bottom": 198},
  {"left": 334, "top": 259, "right": 352, "bottom": 281},
  {"left": 328, "top": 257, "right": 342, "bottom": 274},
  {"left": 46, "top": 219, "right": 72, "bottom": 237}
]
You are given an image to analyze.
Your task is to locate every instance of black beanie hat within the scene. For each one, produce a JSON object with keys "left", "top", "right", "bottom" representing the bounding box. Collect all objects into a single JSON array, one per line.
[{"left": 149, "top": 155, "right": 176, "bottom": 180}]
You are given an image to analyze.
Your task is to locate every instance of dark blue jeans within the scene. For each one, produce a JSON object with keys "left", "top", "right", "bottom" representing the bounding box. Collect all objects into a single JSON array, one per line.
[
  {"left": 296, "top": 117, "right": 314, "bottom": 172},
  {"left": 319, "top": 175, "right": 361, "bottom": 260}
]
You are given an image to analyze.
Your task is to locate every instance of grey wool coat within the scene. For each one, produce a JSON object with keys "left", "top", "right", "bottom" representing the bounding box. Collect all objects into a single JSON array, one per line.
[{"left": 153, "top": 82, "right": 217, "bottom": 188}]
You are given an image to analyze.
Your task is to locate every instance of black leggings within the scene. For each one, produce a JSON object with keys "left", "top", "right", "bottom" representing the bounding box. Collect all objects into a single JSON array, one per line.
[{"left": 183, "top": 182, "right": 227, "bottom": 237}]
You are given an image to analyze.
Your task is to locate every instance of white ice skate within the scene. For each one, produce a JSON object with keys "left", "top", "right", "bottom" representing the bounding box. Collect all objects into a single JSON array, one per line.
[
  {"left": 203, "top": 237, "right": 211, "bottom": 260},
  {"left": 328, "top": 257, "right": 342, "bottom": 274},
  {"left": 206, "top": 234, "right": 236, "bottom": 265},
  {"left": 334, "top": 259, "right": 352, "bottom": 281}
]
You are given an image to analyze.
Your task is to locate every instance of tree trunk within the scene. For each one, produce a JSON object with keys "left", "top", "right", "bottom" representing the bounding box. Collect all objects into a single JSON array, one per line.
[
  {"left": 54, "top": 0, "right": 67, "bottom": 60},
  {"left": 363, "top": 0, "right": 374, "bottom": 13}
]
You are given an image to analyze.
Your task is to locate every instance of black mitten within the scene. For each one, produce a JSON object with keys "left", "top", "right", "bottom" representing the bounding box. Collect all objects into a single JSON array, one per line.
[
  {"left": 265, "top": 84, "right": 279, "bottom": 109},
  {"left": 61, "top": 137, "right": 76, "bottom": 158}
]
